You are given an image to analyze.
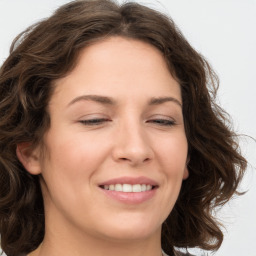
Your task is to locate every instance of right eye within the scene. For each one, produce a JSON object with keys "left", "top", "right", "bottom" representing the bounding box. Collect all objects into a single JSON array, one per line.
[{"left": 79, "top": 118, "right": 110, "bottom": 126}]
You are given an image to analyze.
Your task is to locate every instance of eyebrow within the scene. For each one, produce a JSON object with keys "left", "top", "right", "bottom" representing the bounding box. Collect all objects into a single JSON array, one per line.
[
  {"left": 67, "top": 94, "right": 182, "bottom": 107},
  {"left": 67, "top": 95, "right": 116, "bottom": 107},
  {"left": 148, "top": 97, "right": 182, "bottom": 107}
]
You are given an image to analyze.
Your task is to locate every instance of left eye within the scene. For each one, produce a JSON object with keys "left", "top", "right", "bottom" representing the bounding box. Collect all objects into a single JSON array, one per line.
[
  {"left": 147, "top": 119, "right": 176, "bottom": 126},
  {"left": 79, "top": 118, "right": 110, "bottom": 126}
]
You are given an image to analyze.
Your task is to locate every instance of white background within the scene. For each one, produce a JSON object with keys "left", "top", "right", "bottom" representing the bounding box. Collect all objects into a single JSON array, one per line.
[{"left": 0, "top": 1, "right": 255, "bottom": 255}]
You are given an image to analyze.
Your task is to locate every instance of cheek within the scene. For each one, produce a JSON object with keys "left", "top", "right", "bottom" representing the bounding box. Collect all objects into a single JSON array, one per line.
[
  {"left": 39, "top": 136, "right": 105, "bottom": 211},
  {"left": 156, "top": 134, "right": 188, "bottom": 174},
  {"left": 150, "top": 134, "right": 188, "bottom": 221},
  {"left": 41, "top": 131, "right": 110, "bottom": 184}
]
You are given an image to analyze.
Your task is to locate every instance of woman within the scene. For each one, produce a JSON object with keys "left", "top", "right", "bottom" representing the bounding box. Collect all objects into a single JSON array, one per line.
[{"left": 0, "top": 1, "right": 247, "bottom": 256}]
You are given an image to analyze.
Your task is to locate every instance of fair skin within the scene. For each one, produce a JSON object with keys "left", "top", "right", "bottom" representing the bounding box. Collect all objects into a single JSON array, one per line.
[{"left": 18, "top": 36, "right": 188, "bottom": 256}]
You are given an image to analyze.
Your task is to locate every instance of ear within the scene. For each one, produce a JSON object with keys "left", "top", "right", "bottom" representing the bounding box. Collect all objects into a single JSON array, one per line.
[
  {"left": 16, "top": 142, "right": 42, "bottom": 175},
  {"left": 182, "top": 156, "right": 190, "bottom": 180},
  {"left": 183, "top": 167, "right": 189, "bottom": 180}
]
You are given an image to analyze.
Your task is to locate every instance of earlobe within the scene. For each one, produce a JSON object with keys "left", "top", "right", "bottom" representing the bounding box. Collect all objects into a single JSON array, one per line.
[
  {"left": 183, "top": 167, "right": 189, "bottom": 180},
  {"left": 16, "top": 142, "right": 42, "bottom": 175},
  {"left": 183, "top": 156, "right": 190, "bottom": 180}
]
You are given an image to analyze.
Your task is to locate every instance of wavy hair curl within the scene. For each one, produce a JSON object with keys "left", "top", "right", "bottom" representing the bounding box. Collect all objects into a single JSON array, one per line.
[{"left": 0, "top": 0, "right": 247, "bottom": 255}]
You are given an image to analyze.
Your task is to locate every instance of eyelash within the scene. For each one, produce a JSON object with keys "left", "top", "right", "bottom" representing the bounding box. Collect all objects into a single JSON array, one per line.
[
  {"left": 79, "top": 118, "right": 175, "bottom": 126},
  {"left": 147, "top": 119, "right": 176, "bottom": 126},
  {"left": 79, "top": 118, "right": 110, "bottom": 125}
]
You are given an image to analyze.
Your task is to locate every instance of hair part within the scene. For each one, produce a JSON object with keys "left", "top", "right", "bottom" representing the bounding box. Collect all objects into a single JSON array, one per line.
[{"left": 0, "top": 0, "right": 247, "bottom": 255}]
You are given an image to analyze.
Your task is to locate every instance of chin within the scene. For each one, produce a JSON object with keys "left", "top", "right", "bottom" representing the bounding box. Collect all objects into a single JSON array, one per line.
[
  {"left": 102, "top": 227, "right": 160, "bottom": 242},
  {"left": 92, "top": 215, "right": 162, "bottom": 242}
]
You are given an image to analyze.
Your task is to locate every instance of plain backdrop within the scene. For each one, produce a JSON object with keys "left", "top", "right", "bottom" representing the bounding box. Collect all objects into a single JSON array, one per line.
[{"left": 0, "top": 1, "right": 255, "bottom": 256}]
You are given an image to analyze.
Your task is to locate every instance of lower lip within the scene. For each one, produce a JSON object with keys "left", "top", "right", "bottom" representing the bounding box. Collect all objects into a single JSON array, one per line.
[{"left": 100, "top": 188, "right": 157, "bottom": 204}]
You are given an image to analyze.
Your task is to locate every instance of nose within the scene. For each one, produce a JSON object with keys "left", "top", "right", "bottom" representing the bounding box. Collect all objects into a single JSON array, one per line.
[{"left": 112, "top": 121, "right": 154, "bottom": 167}]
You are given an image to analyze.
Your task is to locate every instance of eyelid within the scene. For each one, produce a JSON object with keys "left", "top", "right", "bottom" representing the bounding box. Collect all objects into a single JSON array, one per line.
[
  {"left": 77, "top": 113, "right": 111, "bottom": 125},
  {"left": 78, "top": 113, "right": 108, "bottom": 119},
  {"left": 146, "top": 115, "right": 177, "bottom": 126},
  {"left": 147, "top": 114, "right": 175, "bottom": 121}
]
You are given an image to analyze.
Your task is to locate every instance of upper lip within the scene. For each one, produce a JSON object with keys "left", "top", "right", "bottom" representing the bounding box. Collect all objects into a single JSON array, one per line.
[{"left": 99, "top": 176, "right": 158, "bottom": 186}]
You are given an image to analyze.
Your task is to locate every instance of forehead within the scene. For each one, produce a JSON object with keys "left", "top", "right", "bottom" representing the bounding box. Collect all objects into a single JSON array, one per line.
[{"left": 52, "top": 36, "right": 181, "bottom": 106}]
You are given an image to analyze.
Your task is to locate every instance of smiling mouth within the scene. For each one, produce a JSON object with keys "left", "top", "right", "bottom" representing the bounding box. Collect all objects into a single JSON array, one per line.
[{"left": 99, "top": 184, "right": 157, "bottom": 192}]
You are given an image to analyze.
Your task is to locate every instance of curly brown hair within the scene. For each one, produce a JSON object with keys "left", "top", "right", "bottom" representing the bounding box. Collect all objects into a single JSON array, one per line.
[{"left": 0, "top": 1, "right": 247, "bottom": 256}]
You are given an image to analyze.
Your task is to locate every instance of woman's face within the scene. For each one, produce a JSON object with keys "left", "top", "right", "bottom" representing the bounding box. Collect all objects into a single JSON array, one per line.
[{"left": 33, "top": 37, "right": 188, "bottom": 242}]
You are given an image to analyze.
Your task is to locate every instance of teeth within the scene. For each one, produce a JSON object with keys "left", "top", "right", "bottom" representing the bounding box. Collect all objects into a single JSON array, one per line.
[
  {"left": 146, "top": 185, "right": 151, "bottom": 191},
  {"left": 102, "top": 184, "right": 153, "bottom": 192},
  {"left": 132, "top": 184, "right": 141, "bottom": 192},
  {"left": 115, "top": 184, "right": 122, "bottom": 191},
  {"left": 141, "top": 184, "right": 146, "bottom": 192},
  {"left": 123, "top": 184, "right": 132, "bottom": 192}
]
